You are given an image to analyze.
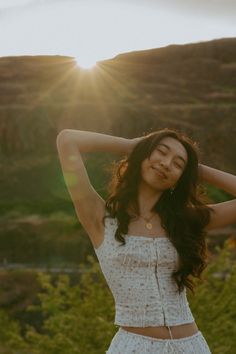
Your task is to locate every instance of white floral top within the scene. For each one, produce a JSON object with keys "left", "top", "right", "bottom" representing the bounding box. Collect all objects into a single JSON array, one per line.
[{"left": 93, "top": 215, "right": 195, "bottom": 327}]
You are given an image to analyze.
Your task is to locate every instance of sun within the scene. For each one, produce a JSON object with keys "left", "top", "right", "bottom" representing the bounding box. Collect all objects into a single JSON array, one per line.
[{"left": 75, "top": 56, "right": 97, "bottom": 70}]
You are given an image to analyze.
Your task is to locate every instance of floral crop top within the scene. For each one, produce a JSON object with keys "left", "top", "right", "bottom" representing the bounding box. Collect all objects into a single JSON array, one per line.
[{"left": 93, "top": 215, "right": 195, "bottom": 327}]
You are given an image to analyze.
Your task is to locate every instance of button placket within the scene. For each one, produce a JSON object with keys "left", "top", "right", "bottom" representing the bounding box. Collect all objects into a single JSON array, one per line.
[
  {"left": 154, "top": 238, "right": 168, "bottom": 325},
  {"left": 142, "top": 242, "right": 152, "bottom": 327}
]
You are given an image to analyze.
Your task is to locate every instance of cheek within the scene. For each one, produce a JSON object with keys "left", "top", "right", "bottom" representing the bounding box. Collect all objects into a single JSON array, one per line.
[
  {"left": 141, "top": 163, "right": 155, "bottom": 182},
  {"left": 149, "top": 152, "right": 159, "bottom": 163},
  {"left": 172, "top": 170, "right": 183, "bottom": 184},
  {"left": 167, "top": 169, "right": 182, "bottom": 184},
  {"left": 141, "top": 159, "right": 150, "bottom": 172},
  {"left": 140, "top": 163, "right": 148, "bottom": 179}
]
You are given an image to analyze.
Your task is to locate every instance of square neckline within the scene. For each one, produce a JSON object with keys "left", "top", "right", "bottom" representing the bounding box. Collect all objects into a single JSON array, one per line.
[
  {"left": 124, "top": 234, "right": 169, "bottom": 240},
  {"left": 107, "top": 215, "right": 169, "bottom": 241}
]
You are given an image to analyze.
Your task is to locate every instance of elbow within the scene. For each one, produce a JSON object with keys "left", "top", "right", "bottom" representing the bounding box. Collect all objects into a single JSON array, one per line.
[
  {"left": 56, "top": 129, "right": 70, "bottom": 147},
  {"left": 57, "top": 129, "right": 69, "bottom": 138}
]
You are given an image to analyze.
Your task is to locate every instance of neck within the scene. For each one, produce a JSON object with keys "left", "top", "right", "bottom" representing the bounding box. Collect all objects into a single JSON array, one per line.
[{"left": 137, "top": 181, "right": 163, "bottom": 216}]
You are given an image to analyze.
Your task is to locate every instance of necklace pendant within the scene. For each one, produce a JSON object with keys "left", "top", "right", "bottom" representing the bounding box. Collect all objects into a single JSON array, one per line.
[{"left": 146, "top": 222, "right": 152, "bottom": 230}]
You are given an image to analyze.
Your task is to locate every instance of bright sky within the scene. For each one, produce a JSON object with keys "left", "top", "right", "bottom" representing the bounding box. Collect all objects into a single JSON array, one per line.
[{"left": 0, "top": 0, "right": 235, "bottom": 68}]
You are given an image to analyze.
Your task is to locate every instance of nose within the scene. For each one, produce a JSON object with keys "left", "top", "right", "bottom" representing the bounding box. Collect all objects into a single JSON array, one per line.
[{"left": 160, "top": 159, "right": 171, "bottom": 170}]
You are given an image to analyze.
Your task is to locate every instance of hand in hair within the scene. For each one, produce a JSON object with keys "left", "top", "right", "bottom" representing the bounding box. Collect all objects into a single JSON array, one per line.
[{"left": 128, "top": 136, "right": 146, "bottom": 153}]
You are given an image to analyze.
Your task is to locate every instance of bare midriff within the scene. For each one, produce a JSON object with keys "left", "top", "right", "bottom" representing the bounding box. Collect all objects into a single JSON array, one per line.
[{"left": 121, "top": 321, "right": 199, "bottom": 340}]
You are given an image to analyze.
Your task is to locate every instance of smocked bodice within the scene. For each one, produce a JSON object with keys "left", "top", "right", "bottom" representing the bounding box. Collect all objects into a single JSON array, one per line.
[{"left": 93, "top": 215, "right": 195, "bottom": 327}]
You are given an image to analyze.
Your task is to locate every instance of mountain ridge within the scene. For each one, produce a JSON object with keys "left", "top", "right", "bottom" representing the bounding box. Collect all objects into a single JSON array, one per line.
[{"left": 0, "top": 37, "right": 235, "bottom": 173}]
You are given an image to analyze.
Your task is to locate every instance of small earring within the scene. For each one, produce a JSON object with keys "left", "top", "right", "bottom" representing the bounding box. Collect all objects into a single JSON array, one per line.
[{"left": 170, "top": 187, "right": 175, "bottom": 195}]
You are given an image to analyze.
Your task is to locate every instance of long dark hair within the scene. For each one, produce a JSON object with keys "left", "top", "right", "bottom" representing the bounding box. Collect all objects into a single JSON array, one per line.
[{"left": 103, "top": 128, "right": 215, "bottom": 295}]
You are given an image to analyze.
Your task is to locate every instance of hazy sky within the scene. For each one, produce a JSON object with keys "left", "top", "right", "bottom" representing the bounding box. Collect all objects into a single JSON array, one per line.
[{"left": 0, "top": 0, "right": 235, "bottom": 68}]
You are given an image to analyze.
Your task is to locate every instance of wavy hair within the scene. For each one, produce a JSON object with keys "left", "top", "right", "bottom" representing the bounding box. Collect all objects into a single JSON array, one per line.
[{"left": 103, "top": 128, "right": 214, "bottom": 295}]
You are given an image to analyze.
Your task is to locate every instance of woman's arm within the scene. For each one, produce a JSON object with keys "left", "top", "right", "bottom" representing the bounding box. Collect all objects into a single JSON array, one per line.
[
  {"left": 199, "top": 163, "right": 236, "bottom": 197},
  {"left": 199, "top": 164, "right": 236, "bottom": 231},
  {"left": 57, "top": 129, "right": 134, "bottom": 155},
  {"left": 56, "top": 129, "right": 137, "bottom": 248}
]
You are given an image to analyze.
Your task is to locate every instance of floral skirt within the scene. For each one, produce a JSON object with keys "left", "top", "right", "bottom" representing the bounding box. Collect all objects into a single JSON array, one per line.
[{"left": 106, "top": 327, "right": 211, "bottom": 354}]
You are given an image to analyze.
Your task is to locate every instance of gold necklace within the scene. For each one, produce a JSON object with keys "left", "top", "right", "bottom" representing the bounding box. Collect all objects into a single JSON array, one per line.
[{"left": 139, "top": 212, "right": 156, "bottom": 230}]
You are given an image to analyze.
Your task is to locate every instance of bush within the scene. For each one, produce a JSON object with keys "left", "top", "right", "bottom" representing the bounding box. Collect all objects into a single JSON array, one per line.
[
  {"left": 24, "top": 255, "right": 116, "bottom": 354},
  {"left": 0, "top": 242, "right": 236, "bottom": 353},
  {"left": 0, "top": 309, "right": 29, "bottom": 354},
  {"left": 188, "top": 239, "right": 236, "bottom": 354}
]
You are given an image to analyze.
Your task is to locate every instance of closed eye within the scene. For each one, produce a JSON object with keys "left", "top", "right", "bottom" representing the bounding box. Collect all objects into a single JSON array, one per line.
[
  {"left": 156, "top": 146, "right": 184, "bottom": 169},
  {"left": 174, "top": 162, "right": 183, "bottom": 169},
  {"left": 158, "top": 149, "right": 181, "bottom": 165},
  {"left": 157, "top": 148, "right": 165, "bottom": 155}
]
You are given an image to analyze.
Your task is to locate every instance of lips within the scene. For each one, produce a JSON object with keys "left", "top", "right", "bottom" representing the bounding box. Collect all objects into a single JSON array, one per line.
[{"left": 152, "top": 166, "right": 167, "bottom": 179}]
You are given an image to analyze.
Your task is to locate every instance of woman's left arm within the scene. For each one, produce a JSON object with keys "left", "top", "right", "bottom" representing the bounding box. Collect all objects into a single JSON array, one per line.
[{"left": 199, "top": 164, "right": 236, "bottom": 231}]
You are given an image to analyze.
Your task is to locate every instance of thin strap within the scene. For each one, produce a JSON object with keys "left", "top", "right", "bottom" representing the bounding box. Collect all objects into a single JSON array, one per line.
[{"left": 167, "top": 325, "right": 174, "bottom": 340}]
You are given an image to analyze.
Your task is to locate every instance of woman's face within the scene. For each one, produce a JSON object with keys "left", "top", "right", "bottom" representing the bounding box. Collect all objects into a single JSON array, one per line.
[{"left": 141, "top": 136, "right": 188, "bottom": 191}]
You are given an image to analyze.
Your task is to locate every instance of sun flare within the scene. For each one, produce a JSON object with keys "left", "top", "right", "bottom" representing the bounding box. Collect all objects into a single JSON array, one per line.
[{"left": 75, "top": 56, "right": 97, "bottom": 70}]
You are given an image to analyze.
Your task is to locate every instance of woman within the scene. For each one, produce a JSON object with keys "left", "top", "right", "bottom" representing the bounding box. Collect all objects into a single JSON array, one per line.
[{"left": 56, "top": 128, "right": 236, "bottom": 353}]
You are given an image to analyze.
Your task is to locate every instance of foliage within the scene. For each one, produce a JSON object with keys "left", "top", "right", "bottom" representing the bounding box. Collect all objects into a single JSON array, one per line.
[
  {"left": 24, "top": 255, "right": 116, "bottom": 354},
  {"left": 188, "top": 239, "right": 236, "bottom": 354},
  {"left": 0, "top": 309, "right": 29, "bottom": 354},
  {"left": 0, "top": 242, "right": 236, "bottom": 353},
  {"left": 205, "top": 184, "right": 234, "bottom": 203}
]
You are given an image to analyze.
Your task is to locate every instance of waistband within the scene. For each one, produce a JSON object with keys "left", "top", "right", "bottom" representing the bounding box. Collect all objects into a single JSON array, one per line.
[{"left": 118, "top": 327, "right": 202, "bottom": 343}]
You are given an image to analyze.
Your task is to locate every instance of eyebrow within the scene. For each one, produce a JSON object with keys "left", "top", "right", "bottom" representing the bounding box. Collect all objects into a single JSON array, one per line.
[{"left": 157, "top": 143, "right": 187, "bottom": 164}]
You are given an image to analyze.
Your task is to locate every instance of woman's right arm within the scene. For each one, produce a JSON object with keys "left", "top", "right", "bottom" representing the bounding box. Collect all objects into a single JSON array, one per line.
[
  {"left": 57, "top": 129, "right": 133, "bottom": 155},
  {"left": 56, "top": 129, "right": 135, "bottom": 247}
]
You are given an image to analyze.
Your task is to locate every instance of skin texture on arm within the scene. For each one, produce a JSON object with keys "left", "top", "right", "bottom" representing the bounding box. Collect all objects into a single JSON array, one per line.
[
  {"left": 199, "top": 164, "right": 236, "bottom": 231},
  {"left": 56, "top": 129, "right": 136, "bottom": 208},
  {"left": 56, "top": 130, "right": 140, "bottom": 247},
  {"left": 56, "top": 129, "right": 134, "bottom": 155},
  {"left": 199, "top": 164, "right": 236, "bottom": 196}
]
